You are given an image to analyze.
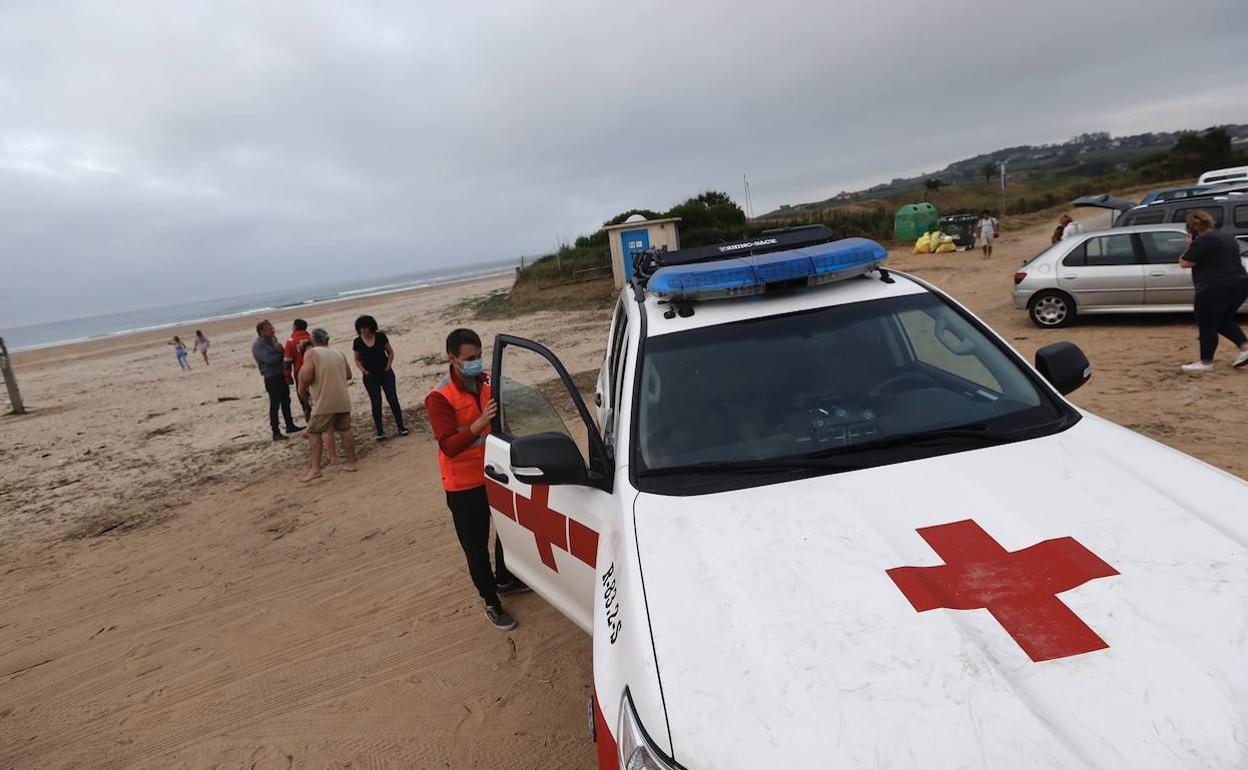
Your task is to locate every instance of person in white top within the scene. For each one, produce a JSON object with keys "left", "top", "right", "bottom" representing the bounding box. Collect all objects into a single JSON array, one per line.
[
  {"left": 1060, "top": 214, "right": 1084, "bottom": 240},
  {"left": 977, "top": 210, "right": 999, "bottom": 259}
]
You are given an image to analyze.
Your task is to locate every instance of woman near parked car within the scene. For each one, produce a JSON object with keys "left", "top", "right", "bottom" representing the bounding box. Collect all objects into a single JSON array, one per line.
[
  {"left": 1179, "top": 210, "right": 1248, "bottom": 373},
  {"left": 352, "top": 315, "right": 409, "bottom": 440}
]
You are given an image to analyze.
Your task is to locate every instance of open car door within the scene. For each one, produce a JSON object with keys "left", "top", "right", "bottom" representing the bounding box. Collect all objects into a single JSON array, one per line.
[{"left": 483, "top": 334, "right": 614, "bottom": 633}]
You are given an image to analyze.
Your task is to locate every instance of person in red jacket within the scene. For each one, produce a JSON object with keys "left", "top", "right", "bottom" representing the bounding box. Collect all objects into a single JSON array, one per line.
[
  {"left": 424, "top": 328, "right": 528, "bottom": 631},
  {"left": 283, "top": 319, "right": 314, "bottom": 419}
]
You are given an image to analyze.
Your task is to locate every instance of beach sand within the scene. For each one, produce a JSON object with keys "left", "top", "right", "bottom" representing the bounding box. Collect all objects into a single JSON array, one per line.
[{"left": 2, "top": 209, "right": 1246, "bottom": 768}]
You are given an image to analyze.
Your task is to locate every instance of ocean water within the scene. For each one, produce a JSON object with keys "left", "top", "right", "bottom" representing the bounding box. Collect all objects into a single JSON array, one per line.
[{"left": 0, "top": 258, "right": 516, "bottom": 352}]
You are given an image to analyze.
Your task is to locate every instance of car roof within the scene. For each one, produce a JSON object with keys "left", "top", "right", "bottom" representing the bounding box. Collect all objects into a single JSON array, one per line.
[
  {"left": 640, "top": 270, "right": 929, "bottom": 337},
  {"left": 1085, "top": 223, "right": 1186, "bottom": 235}
]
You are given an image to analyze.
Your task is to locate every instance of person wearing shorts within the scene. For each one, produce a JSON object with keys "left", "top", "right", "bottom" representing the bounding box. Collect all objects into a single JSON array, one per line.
[
  {"left": 977, "top": 210, "right": 998, "bottom": 259},
  {"left": 297, "top": 327, "right": 358, "bottom": 481}
]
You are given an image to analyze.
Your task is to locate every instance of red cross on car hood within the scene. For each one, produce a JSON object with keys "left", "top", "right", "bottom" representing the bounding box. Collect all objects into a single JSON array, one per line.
[{"left": 631, "top": 415, "right": 1248, "bottom": 770}]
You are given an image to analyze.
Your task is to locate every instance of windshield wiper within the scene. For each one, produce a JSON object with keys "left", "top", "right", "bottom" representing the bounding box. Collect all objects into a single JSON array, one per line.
[
  {"left": 638, "top": 456, "right": 867, "bottom": 477},
  {"left": 801, "top": 423, "right": 1021, "bottom": 459}
]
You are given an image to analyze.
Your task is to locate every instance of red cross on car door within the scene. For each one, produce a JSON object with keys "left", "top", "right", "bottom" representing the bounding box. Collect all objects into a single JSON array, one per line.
[{"left": 483, "top": 334, "right": 615, "bottom": 633}]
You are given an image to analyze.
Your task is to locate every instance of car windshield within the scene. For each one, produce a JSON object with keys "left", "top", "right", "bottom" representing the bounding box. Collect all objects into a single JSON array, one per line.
[{"left": 634, "top": 292, "right": 1073, "bottom": 492}]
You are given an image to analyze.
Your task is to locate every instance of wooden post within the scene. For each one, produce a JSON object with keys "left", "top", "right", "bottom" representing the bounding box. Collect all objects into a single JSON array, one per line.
[{"left": 0, "top": 337, "right": 26, "bottom": 415}]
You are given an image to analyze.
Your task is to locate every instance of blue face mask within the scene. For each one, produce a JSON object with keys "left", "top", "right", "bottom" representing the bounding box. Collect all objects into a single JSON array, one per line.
[{"left": 459, "top": 358, "right": 484, "bottom": 377}]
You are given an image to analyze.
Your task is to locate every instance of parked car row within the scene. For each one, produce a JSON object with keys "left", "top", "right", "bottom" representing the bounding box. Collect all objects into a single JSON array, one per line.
[{"left": 1013, "top": 224, "right": 1248, "bottom": 327}]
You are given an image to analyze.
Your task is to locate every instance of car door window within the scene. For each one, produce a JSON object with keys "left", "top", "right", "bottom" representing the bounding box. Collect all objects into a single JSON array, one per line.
[
  {"left": 1082, "top": 234, "right": 1137, "bottom": 266},
  {"left": 1139, "top": 231, "right": 1189, "bottom": 264},
  {"left": 496, "top": 345, "right": 596, "bottom": 466},
  {"left": 1234, "top": 205, "right": 1248, "bottom": 228},
  {"left": 604, "top": 311, "right": 629, "bottom": 451}
]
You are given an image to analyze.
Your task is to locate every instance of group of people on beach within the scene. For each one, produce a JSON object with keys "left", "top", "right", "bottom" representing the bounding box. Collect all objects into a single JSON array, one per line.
[
  {"left": 249, "top": 315, "right": 412, "bottom": 480},
  {"left": 167, "top": 331, "right": 210, "bottom": 369},
  {"left": 249, "top": 316, "right": 523, "bottom": 628}
]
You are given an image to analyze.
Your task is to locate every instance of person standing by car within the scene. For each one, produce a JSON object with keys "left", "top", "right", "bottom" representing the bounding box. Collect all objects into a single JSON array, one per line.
[
  {"left": 1178, "top": 210, "right": 1248, "bottom": 373},
  {"left": 352, "top": 315, "right": 409, "bottom": 441},
  {"left": 1059, "top": 214, "right": 1083, "bottom": 241},
  {"left": 297, "top": 327, "right": 358, "bottom": 480},
  {"left": 251, "top": 320, "right": 303, "bottom": 441},
  {"left": 977, "top": 210, "right": 998, "bottom": 259},
  {"left": 424, "top": 328, "right": 527, "bottom": 631}
]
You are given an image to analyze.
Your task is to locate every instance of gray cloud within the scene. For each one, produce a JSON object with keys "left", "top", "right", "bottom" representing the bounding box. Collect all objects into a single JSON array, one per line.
[{"left": 1, "top": 0, "right": 1246, "bottom": 325}]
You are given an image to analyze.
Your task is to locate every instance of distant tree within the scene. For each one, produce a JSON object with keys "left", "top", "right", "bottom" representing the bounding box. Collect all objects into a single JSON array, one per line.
[
  {"left": 922, "top": 178, "right": 945, "bottom": 201},
  {"left": 981, "top": 162, "right": 998, "bottom": 184}
]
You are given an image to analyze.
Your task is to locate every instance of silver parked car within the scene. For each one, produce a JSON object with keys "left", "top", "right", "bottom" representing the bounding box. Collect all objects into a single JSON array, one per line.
[{"left": 1012, "top": 224, "right": 1248, "bottom": 327}]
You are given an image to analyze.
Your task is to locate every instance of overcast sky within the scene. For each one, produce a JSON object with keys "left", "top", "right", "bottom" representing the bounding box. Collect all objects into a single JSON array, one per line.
[{"left": 2, "top": 0, "right": 1246, "bottom": 327}]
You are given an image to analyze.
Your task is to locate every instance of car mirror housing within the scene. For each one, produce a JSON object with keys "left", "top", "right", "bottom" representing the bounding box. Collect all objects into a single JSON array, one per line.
[
  {"left": 1035, "top": 342, "right": 1091, "bottom": 395},
  {"left": 510, "top": 432, "right": 589, "bottom": 486}
]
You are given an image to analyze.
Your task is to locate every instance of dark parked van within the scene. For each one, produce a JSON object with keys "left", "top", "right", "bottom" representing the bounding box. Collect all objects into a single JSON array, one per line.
[{"left": 1074, "top": 190, "right": 1248, "bottom": 243}]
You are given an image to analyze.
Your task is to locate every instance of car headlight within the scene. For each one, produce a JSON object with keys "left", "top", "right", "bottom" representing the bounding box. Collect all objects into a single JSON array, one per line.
[{"left": 618, "top": 689, "right": 677, "bottom": 770}]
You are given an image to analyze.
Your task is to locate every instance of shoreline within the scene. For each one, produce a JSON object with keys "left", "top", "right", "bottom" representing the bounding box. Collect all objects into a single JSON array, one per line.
[{"left": 11, "top": 271, "right": 512, "bottom": 369}]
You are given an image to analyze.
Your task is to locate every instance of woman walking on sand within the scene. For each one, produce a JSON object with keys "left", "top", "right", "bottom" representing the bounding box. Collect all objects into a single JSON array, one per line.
[
  {"left": 169, "top": 335, "right": 191, "bottom": 370},
  {"left": 352, "top": 314, "right": 409, "bottom": 441},
  {"left": 193, "top": 330, "right": 211, "bottom": 366},
  {"left": 1179, "top": 210, "right": 1248, "bottom": 373}
]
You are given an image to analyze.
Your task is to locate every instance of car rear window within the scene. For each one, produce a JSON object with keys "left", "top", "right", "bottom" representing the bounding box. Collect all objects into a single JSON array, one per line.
[{"left": 1171, "top": 206, "right": 1224, "bottom": 227}]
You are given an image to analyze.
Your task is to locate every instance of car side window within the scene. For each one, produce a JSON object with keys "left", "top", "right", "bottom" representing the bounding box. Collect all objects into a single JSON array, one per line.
[
  {"left": 1062, "top": 242, "right": 1087, "bottom": 267},
  {"left": 1130, "top": 210, "right": 1167, "bottom": 225},
  {"left": 497, "top": 346, "right": 595, "bottom": 467},
  {"left": 1172, "top": 206, "right": 1224, "bottom": 228},
  {"left": 1234, "top": 205, "right": 1248, "bottom": 229},
  {"left": 604, "top": 311, "right": 629, "bottom": 450},
  {"left": 1139, "top": 231, "right": 1189, "bottom": 264},
  {"left": 1083, "top": 234, "right": 1137, "bottom": 266}
]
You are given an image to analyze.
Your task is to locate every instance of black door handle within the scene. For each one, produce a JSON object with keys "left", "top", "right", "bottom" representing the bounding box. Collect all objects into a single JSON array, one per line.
[{"left": 484, "top": 465, "right": 509, "bottom": 484}]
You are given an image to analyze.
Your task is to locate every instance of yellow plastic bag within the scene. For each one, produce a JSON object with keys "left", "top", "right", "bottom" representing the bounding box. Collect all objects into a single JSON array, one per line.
[
  {"left": 934, "top": 237, "right": 957, "bottom": 253},
  {"left": 913, "top": 232, "right": 932, "bottom": 254}
]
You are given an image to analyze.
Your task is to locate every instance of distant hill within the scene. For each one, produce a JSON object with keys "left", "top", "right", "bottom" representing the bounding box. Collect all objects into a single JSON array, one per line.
[{"left": 758, "top": 124, "right": 1248, "bottom": 219}]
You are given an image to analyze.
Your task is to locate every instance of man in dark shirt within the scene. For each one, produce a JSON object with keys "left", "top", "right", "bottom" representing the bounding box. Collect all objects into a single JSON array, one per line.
[
  {"left": 1179, "top": 211, "right": 1248, "bottom": 372},
  {"left": 251, "top": 319, "right": 304, "bottom": 440}
]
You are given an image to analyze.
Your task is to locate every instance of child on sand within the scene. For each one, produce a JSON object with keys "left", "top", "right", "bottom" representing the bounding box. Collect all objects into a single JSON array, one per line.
[
  {"left": 169, "top": 336, "right": 191, "bottom": 370},
  {"left": 193, "top": 330, "right": 211, "bottom": 366}
]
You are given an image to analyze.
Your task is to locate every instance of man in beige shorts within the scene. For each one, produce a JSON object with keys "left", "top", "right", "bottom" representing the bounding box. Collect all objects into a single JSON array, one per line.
[{"left": 297, "top": 327, "right": 358, "bottom": 481}]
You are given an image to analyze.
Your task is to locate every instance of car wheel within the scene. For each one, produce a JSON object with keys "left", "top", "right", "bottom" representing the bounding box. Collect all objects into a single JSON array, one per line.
[{"left": 1029, "top": 291, "right": 1075, "bottom": 328}]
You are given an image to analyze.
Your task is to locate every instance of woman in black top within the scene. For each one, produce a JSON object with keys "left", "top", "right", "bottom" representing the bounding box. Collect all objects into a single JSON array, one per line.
[
  {"left": 1179, "top": 210, "right": 1248, "bottom": 373},
  {"left": 353, "top": 315, "right": 409, "bottom": 439}
]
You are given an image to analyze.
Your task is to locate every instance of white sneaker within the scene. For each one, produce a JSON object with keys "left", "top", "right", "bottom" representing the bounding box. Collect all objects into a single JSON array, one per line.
[
  {"left": 1181, "top": 361, "right": 1215, "bottom": 374},
  {"left": 1234, "top": 350, "right": 1248, "bottom": 368}
]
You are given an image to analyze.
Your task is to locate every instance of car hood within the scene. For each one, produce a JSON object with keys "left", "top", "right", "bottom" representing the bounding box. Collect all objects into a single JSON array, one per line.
[{"left": 633, "top": 415, "right": 1248, "bottom": 769}]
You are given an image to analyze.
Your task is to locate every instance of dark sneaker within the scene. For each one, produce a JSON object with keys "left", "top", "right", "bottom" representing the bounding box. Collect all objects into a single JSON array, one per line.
[
  {"left": 272, "top": 433, "right": 288, "bottom": 441},
  {"left": 496, "top": 578, "right": 531, "bottom": 596},
  {"left": 397, "top": 426, "right": 410, "bottom": 436},
  {"left": 484, "top": 604, "right": 517, "bottom": 631},
  {"left": 375, "top": 433, "right": 387, "bottom": 442},
  {"left": 286, "top": 425, "right": 305, "bottom": 434}
]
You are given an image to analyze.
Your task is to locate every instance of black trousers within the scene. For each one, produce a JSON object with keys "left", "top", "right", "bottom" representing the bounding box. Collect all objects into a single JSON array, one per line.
[
  {"left": 263, "top": 374, "right": 296, "bottom": 435},
  {"left": 1194, "top": 278, "right": 1248, "bottom": 361},
  {"left": 363, "top": 370, "right": 406, "bottom": 435},
  {"left": 446, "top": 485, "right": 513, "bottom": 608}
]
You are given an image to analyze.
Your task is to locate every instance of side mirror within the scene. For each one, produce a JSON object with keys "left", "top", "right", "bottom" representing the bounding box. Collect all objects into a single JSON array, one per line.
[
  {"left": 1035, "top": 341, "right": 1091, "bottom": 395},
  {"left": 510, "top": 432, "right": 589, "bottom": 486}
]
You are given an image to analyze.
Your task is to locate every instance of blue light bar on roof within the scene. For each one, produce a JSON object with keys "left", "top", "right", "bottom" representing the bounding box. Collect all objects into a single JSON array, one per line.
[{"left": 647, "top": 237, "right": 886, "bottom": 300}]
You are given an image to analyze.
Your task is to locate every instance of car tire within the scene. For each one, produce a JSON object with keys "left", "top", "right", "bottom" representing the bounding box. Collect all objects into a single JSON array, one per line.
[{"left": 1029, "top": 290, "right": 1075, "bottom": 328}]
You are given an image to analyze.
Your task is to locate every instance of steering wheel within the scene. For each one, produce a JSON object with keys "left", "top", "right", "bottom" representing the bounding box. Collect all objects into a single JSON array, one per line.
[{"left": 869, "top": 370, "right": 939, "bottom": 398}]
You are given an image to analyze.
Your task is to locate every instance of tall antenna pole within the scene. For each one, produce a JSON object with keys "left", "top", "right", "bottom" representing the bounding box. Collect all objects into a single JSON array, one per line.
[{"left": 743, "top": 175, "right": 754, "bottom": 218}]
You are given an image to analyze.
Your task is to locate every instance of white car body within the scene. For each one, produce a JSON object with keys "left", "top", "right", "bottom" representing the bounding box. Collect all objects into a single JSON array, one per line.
[
  {"left": 1198, "top": 165, "right": 1248, "bottom": 185},
  {"left": 483, "top": 253, "right": 1248, "bottom": 769}
]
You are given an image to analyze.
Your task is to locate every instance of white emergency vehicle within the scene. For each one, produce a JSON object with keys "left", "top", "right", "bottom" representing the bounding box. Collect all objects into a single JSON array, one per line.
[{"left": 482, "top": 225, "right": 1248, "bottom": 769}]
